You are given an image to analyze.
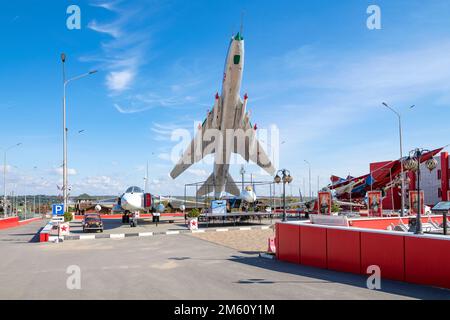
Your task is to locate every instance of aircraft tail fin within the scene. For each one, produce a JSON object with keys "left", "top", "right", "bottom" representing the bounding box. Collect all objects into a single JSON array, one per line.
[
  {"left": 225, "top": 173, "right": 240, "bottom": 197},
  {"left": 196, "top": 173, "right": 241, "bottom": 197},
  {"left": 197, "top": 173, "right": 215, "bottom": 197}
]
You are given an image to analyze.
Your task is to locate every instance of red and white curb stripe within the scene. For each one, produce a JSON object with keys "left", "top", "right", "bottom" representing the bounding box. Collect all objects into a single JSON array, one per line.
[{"left": 50, "top": 225, "right": 273, "bottom": 242}]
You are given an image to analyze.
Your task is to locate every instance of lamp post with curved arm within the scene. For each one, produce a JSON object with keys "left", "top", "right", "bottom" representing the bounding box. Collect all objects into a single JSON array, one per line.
[
  {"left": 274, "top": 169, "right": 293, "bottom": 222},
  {"left": 381, "top": 102, "right": 414, "bottom": 216},
  {"left": 61, "top": 53, "right": 97, "bottom": 215},
  {"left": 2, "top": 143, "right": 22, "bottom": 218}
]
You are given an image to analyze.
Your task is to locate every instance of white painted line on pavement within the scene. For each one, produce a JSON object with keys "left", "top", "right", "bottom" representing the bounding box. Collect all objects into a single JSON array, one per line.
[
  {"left": 110, "top": 233, "right": 125, "bottom": 239},
  {"left": 191, "top": 229, "right": 205, "bottom": 233},
  {"left": 139, "top": 232, "right": 153, "bottom": 237},
  {"left": 79, "top": 235, "right": 96, "bottom": 240},
  {"left": 261, "top": 226, "right": 271, "bottom": 230},
  {"left": 239, "top": 227, "right": 252, "bottom": 231},
  {"left": 216, "top": 228, "right": 229, "bottom": 232},
  {"left": 166, "top": 231, "right": 180, "bottom": 235}
]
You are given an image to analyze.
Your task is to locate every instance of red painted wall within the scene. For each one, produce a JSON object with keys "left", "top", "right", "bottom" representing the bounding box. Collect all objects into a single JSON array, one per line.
[
  {"left": 327, "top": 229, "right": 361, "bottom": 274},
  {"left": 276, "top": 218, "right": 450, "bottom": 289},
  {"left": 360, "top": 232, "right": 405, "bottom": 281},
  {"left": 405, "top": 236, "right": 450, "bottom": 289},
  {"left": 299, "top": 226, "right": 327, "bottom": 269},
  {"left": 276, "top": 223, "right": 300, "bottom": 263},
  {"left": 350, "top": 218, "right": 402, "bottom": 230},
  {"left": 0, "top": 217, "right": 19, "bottom": 230},
  {"left": 370, "top": 161, "right": 401, "bottom": 210},
  {"left": 350, "top": 216, "right": 443, "bottom": 230}
]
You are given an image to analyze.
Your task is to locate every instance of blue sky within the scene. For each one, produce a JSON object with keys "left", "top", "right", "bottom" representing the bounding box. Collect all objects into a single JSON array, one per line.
[{"left": 1, "top": 0, "right": 450, "bottom": 196}]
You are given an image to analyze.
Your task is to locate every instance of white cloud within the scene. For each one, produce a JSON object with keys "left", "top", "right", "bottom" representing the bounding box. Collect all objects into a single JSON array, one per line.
[
  {"left": 107, "top": 70, "right": 135, "bottom": 92},
  {"left": 87, "top": 20, "right": 122, "bottom": 38},
  {"left": 51, "top": 167, "right": 77, "bottom": 176},
  {"left": 187, "top": 169, "right": 208, "bottom": 177},
  {"left": 158, "top": 153, "right": 171, "bottom": 161},
  {"left": 0, "top": 165, "right": 13, "bottom": 174},
  {"left": 72, "top": 175, "right": 124, "bottom": 194},
  {"left": 86, "top": 2, "right": 150, "bottom": 96},
  {"left": 90, "top": 1, "right": 122, "bottom": 12}
]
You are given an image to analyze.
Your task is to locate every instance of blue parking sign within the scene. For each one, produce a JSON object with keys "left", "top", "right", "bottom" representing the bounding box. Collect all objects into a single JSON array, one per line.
[{"left": 52, "top": 204, "right": 65, "bottom": 216}]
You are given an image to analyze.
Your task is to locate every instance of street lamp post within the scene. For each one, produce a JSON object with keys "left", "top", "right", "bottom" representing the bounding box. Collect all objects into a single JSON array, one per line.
[
  {"left": 61, "top": 53, "right": 97, "bottom": 215},
  {"left": 2, "top": 143, "right": 22, "bottom": 218},
  {"left": 240, "top": 165, "right": 246, "bottom": 192},
  {"left": 381, "top": 102, "right": 414, "bottom": 216},
  {"left": 304, "top": 160, "right": 311, "bottom": 199},
  {"left": 404, "top": 148, "right": 437, "bottom": 234},
  {"left": 274, "top": 169, "right": 293, "bottom": 222}
]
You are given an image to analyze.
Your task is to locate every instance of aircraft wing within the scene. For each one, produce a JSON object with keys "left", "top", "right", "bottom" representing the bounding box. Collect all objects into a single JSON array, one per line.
[
  {"left": 96, "top": 197, "right": 118, "bottom": 209},
  {"left": 335, "top": 200, "right": 365, "bottom": 207},
  {"left": 156, "top": 195, "right": 206, "bottom": 206},
  {"left": 237, "top": 120, "right": 276, "bottom": 175},
  {"left": 170, "top": 112, "right": 216, "bottom": 179}
]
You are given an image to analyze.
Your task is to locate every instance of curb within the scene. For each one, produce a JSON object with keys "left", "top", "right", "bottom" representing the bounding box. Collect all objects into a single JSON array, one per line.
[{"left": 57, "top": 225, "right": 273, "bottom": 242}]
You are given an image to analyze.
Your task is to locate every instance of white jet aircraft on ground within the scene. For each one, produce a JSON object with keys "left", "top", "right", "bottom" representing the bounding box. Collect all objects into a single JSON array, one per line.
[
  {"left": 170, "top": 32, "right": 275, "bottom": 199},
  {"left": 95, "top": 186, "right": 201, "bottom": 217}
]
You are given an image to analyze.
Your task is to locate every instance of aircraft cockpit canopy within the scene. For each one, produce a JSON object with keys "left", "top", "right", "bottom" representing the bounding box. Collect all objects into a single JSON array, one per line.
[{"left": 125, "top": 186, "right": 143, "bottom": 194}]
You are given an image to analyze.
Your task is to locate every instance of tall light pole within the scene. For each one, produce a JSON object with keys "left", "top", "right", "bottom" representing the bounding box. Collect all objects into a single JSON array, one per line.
[
  {"left": 3, "top": 143, "right": 21, "bottom": 218},
  {"left": 381, "top": 102, "right": 413, "bottom": 217},
  {"left": 304, "top": 160, "right": 312, "bottom": 199},
  {"left": 61, "top": 53, "right": 97, "bottom": 215},
  {"left": 240, "top": 165, "right": 246, "bottom": 192}
]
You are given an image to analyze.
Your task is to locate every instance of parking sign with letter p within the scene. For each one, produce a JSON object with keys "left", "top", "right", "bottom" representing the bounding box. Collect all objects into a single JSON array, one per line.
[{"left": 52, "top": 204, "right": 65, "bottom": 216}]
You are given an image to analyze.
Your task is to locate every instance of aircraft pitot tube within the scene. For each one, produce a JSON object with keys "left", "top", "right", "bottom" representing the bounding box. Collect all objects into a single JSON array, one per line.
[
  {"left": 240, "top": 93, "right": 248, "bottom": 125},
  {"left": 212, "top": 92, "right": 220, "bottom": 128}
]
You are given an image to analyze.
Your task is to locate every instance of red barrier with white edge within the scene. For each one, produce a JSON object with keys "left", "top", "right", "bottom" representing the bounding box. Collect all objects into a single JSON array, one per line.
[
  {"left": 276, "top": 215, "right": 450, "bottom": 290},
  {"left": 0, "top": 216, "right": 42, "bottom": 230}
]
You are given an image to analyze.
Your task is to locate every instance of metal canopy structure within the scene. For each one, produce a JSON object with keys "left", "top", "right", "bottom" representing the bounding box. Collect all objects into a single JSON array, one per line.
[{"left": 184, "top": 179, "right": 277, "bottom": 209}]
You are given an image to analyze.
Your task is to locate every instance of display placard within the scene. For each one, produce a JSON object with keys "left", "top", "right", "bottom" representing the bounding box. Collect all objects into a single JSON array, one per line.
[
  {"left": 211, "top": 200, "right": 227, "bottom": 216},
  {"left": 409, "top": 190, "right": 425, "bottom": 215},
  {"left": 318, "top": 192, "right": 332, "bottom": 215},
  {"left": 367, "top": 191, "right": 382, "bottom": 217}
]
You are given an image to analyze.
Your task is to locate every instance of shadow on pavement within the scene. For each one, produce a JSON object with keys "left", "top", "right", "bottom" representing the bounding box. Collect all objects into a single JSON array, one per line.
[
  {"left": 228, "top": 255, "right": 450, "bottom": 300},
  {"left": 28, "top": 228, "right": 42, "bottom": 243}
]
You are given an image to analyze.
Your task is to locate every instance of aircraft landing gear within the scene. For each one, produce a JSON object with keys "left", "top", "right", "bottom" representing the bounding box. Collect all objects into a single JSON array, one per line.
[{"left": 122, "top": 211, "right": 130, "bottom": 224}]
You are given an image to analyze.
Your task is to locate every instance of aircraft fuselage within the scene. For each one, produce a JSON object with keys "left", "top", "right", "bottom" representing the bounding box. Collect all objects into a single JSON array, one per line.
[{"left": 212, "top": 34, "right": 245, "bottom": 198}]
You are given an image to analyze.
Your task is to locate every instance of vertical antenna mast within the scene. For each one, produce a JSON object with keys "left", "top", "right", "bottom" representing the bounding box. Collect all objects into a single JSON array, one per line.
[
  {"left": 145, "top": 161, "right": 149, "bottom": 193},
  {"left": 240, "top": 11, "right": 245, "bottom": 35}
]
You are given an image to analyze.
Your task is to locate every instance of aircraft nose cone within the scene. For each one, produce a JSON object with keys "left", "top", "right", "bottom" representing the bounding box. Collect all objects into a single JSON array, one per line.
[
  {"left": 122, "top": 194, "right": 141, "bottom": 210},
  {"left": 234, "top": 32, "right": 243, "bottom": 41}
]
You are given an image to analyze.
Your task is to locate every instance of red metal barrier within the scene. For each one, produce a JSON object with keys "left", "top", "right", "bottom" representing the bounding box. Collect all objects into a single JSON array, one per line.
[
  {"left": 360, "top": 232, "right": 405, "bottom": 281},
  {"left": 0, "top": 216, "right": 42, "bottom": 231},
  {"left": 299, "top": 225, "right": 327, "bottom": 269},
  {"left": 276, "top": 215, "right": 450, "bottom": 290},
  {"left": 350, "top": 215, "right": 443, "bottom": 230},
  {"left": 327, "top": 228, "right": 361, "bottom": 274},
  {"left": 276, "top": 223, "right": 300, "bottom": 263},
  {"left": 0, "top": 217, "right": 20, "bottom": 230},
  {"left": 405, "top": 236, "right": 450, "bottom": 289}
]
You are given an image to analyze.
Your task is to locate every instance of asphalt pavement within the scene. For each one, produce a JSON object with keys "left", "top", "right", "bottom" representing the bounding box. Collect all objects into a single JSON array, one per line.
[{"left": 0, "top": 220, "right": 449, "bottom": 300}]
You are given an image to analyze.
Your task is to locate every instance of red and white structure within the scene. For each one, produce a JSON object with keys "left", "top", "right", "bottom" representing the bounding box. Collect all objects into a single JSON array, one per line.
[
  {"left": 371, "top": 153, "right": 450, "bottom": 210},
  {"left": 276, "top": 215, "right": 450, "bottom": 290}
]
